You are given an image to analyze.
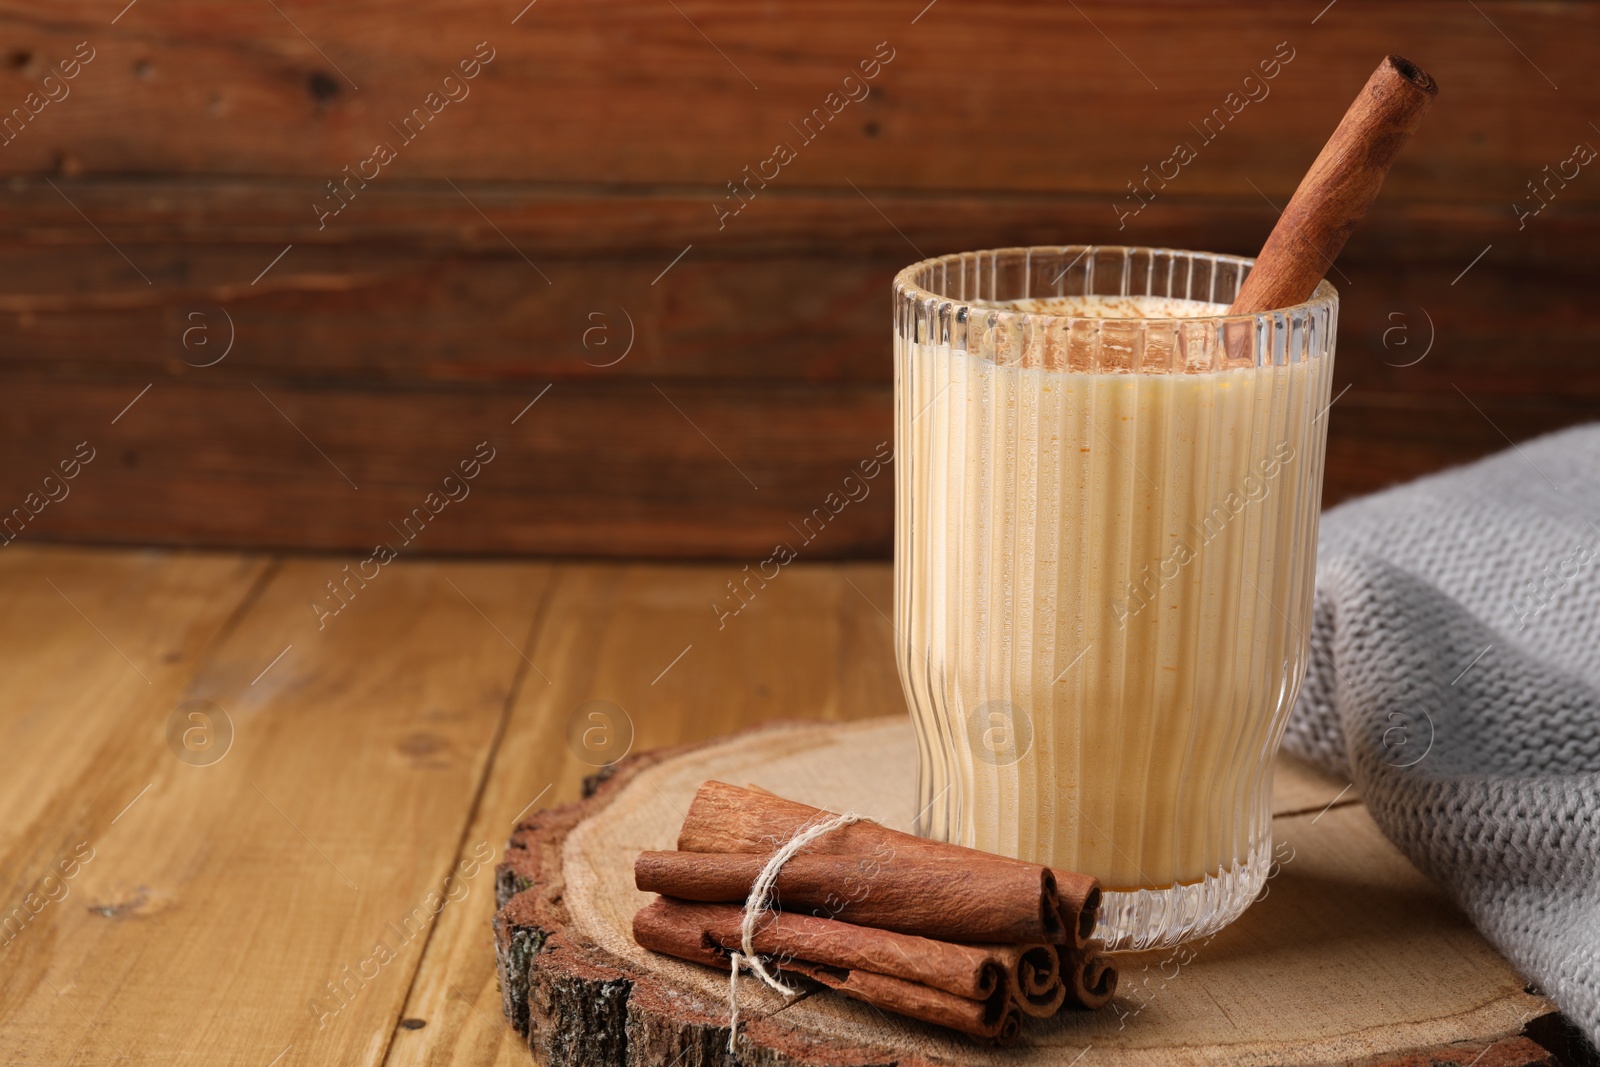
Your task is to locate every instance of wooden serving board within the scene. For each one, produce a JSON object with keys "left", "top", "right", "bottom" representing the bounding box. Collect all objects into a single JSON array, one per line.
[{"left": 493, "top": 717, "right": 1558, "bottom": 1067}]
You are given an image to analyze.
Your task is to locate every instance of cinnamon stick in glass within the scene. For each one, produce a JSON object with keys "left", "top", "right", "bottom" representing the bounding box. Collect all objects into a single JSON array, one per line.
[
  {"left": 1228, "top": 54, "right": 1437, "bottom": 315},
  {"left": 673, "top": 780, "right": 1100, "bottom": 945}
]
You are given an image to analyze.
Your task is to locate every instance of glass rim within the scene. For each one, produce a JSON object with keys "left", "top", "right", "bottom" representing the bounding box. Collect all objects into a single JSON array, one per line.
[{"left": 892, "top": 244, "right": 1339, "bottom": 325}]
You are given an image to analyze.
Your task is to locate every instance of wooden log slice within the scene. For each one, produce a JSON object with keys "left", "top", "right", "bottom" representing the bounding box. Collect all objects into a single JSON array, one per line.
[{"left": 494, "top": 717, "right": 1562, "bottom": 1067}]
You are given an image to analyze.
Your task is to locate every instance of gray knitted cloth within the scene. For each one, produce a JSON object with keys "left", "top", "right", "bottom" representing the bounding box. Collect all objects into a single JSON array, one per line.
[{"left": 1282, "top": 423, "right": 1600, "bottom": 1045}]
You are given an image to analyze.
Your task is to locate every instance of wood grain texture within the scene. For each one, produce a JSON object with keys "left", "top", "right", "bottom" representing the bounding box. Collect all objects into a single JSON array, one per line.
[
  {"left": 0, "top": 546, "right": 553, "bottom": 1066},
  {"left": 0, "top": 2, "right": 1596, "bottom": 556},
  {"left": 492, "top": 717, "right": 1559, "bottom": 1066},
  {"left": 0, "top": 373, "right": 1589, "bottom": 557},
  {"left": 0, "top": 187, "right": 1595, "bottom": 390},
  {"left": 0, "top": 1, "right": 1595, "bottom": 194},
  {"left": 0, "top": 377, "right": 896, "bottom": 557},
  {"left": 0, "top": 550, "right": 1586, "bottom": 1064},
  {"left": 0, "top": 546, "right": 271, "bottom": 1044},
  {"left": 384, "top": 561, "right": 901, "bottom": 1067}
]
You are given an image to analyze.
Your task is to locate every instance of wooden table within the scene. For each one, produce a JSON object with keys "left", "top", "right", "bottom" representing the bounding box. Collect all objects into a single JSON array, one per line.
[{"left": 0, "top": 545, "right": 1557, "bottom": 1065}]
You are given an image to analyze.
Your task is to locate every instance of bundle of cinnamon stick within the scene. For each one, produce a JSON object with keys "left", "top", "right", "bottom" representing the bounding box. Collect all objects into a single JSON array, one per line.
[{"left": 632, "top": 781, "right": 1117, "bottom": 1045}]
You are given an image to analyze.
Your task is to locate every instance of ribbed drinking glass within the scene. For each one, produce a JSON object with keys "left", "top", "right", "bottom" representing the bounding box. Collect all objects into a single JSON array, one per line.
[{"left": 894, "top": 246, "right": 1337, "bottom": 949}]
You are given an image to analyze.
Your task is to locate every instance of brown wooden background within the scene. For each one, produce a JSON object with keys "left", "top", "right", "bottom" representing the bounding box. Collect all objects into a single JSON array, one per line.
[{"left": 1, "top": 1, "right": 1596, "bottom": 558}]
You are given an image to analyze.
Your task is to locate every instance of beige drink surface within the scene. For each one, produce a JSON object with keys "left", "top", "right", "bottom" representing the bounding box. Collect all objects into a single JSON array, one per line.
[{"left": 897, "top": 293, "right": 1330, "bottom": 889}]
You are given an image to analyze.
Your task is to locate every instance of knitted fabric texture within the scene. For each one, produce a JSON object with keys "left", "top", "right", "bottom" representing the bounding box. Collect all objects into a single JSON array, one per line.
[{"left": 1282, "top": 424, "right": 1600, "bottom": 1045}]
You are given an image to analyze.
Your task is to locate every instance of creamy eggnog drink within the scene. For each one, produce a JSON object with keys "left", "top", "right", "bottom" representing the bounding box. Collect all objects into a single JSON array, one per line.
[{"left": 894, "top": 247, "right": 1336, "bottom": 948}]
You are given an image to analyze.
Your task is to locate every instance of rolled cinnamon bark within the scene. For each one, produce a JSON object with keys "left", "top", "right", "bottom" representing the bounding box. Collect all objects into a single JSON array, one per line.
[
  {"left": 636, "top": 848, "right": 1062, "bottom": 945},
  {"left": 632, "top": 894, "right": 732, "bottom": 970},
  {"left": 632, "top": 897, "right": 1019, "bottom": 1043},
  {"left": 991, "top": 943, "right": 1066, "bottom": 1018},
  {"left": 1059, "top": 939, "right": 1118, "bottom": 1011},
  {"left": 677, "top": 781, "right": 1097, "bottom": 943},
  {"left": 646, "top": 897, "right": 1007, "bottom": 1000},
  {"left": 1228, "top": 54, "right": 1438, "bottom": 315},
  {"left": 786, "top": 958, "right": 1022, "bottom": 1046},
  {"left": 1051, "top": 869, "right": 1102, "bottom": 947}
]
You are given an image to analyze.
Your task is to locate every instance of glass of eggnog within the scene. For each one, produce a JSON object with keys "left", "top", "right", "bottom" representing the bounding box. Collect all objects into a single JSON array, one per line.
[{"left": 893, "top": 245, "right": 1336, "bottom": 949}]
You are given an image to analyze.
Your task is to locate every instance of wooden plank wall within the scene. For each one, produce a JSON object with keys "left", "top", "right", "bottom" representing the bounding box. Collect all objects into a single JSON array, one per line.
[{"left": 1, "top": 1, "right": 1596, "bottom": 558}]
